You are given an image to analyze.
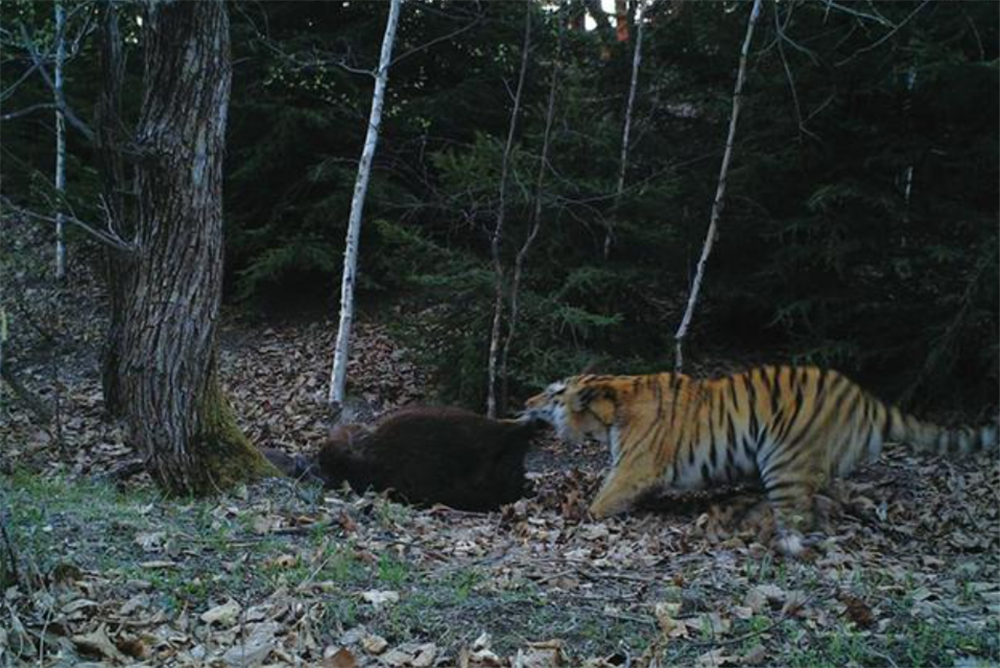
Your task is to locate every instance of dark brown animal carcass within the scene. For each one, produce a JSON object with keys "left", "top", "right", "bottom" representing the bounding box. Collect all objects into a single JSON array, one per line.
[{"left": 316, "top": 406, "right": 542, "bottom": 511}]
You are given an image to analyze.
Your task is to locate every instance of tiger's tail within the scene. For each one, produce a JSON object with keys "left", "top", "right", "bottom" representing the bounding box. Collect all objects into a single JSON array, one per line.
[{"left": 886, "top": 406, "right": 998, "bottom": 457}]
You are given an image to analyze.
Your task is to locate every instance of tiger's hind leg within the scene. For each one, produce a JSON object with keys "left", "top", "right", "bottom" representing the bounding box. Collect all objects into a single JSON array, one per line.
[{"left": 761, "top": 471, "right": 825, "bottom": 557}]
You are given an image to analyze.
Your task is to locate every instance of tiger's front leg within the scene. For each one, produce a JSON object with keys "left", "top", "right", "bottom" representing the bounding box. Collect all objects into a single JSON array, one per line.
[{"left": 589, "top": 467, "right": 658, "bottom": 519}]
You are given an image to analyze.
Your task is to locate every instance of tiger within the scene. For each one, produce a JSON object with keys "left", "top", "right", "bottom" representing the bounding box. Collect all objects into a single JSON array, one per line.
[{"left": 522, "top": 365, "right": 998, "bottom": 555}]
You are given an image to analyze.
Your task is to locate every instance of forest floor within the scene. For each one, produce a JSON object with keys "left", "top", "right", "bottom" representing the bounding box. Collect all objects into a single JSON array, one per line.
[{"left": 2, "top": 233, "right": 999, "bottom": 667}]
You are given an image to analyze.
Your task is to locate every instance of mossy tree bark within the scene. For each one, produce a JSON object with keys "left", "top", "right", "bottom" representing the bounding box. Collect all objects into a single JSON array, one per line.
[{"left": 118, "top": 0, "right": 274, "bottom": 495}]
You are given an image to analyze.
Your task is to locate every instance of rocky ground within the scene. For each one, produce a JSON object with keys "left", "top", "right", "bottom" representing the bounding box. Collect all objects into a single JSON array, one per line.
[{"left": 2, "top": 224, "right": 998, "bottom": 667}]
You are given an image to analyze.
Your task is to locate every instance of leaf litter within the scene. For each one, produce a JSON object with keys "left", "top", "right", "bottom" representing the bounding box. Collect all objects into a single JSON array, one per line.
[{"left": 2, "top": 234, "right": 998, "bottom": 666}]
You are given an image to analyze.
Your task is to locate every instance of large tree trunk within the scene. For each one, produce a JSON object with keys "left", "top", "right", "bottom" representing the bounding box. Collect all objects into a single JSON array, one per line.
[
  {"left": 119, "top": 0, "right": 272, "bottom": 494},
  {"left": 96, "top": 1, "right": 130, "bottom": 419}
]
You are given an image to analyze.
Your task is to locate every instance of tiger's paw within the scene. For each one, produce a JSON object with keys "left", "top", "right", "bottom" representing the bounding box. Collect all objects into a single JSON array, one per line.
[
  {"left": 773, "top": 531, "right": 814, "bottom": 559},
  {"left": 588, "top": 498, "right": 631, "bottom": 520}
]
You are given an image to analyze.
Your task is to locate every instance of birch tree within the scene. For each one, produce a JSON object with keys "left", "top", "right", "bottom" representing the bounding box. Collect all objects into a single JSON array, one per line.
[
  {"left": 673, "top": 0, "right": 762, "bottom": 372},
  {"left": 0, "top": 3, "right": 90, "bottom": 279},
  {"left": 604, "top": 0, "right": 646, "bottom": 259},
  {"left": 486, "top": 0, "right": 531, "bottom": 419},
  {"left": 328, "top": 0, "right": 403, "bottom": 418},
  {"left": 901, "top": 63, "right": 917, "bottom": 229},
  {"left": 53, "top": 0, "right": 66, "bottom": 280}
]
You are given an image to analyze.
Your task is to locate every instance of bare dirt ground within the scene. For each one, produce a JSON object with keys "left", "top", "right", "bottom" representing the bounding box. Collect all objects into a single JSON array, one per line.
[{"left": 2, "top": 227, "right": 998, "bottom": 667}]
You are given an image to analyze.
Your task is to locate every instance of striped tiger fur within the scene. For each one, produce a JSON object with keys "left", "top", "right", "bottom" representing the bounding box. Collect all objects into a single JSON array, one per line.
[{"left": 523, "top": 365, "right": 997, "bottom": 555}]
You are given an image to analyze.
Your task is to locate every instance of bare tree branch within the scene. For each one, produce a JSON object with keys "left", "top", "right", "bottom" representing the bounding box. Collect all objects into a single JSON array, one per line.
[
  {"left": 251, "top": 6, "right": 484, "bottom": 83},
  {"left": 771, "top": 2, "right": 820, "bottom": 67},
  {"left": 834, "top": 0, "right": 932, "bottom": 66},
  {"left": 388, "top": 14, "right": 484, "bottom": 69},
  {"left": 673, "top": 0, "right": 763, "bottom": 371},
  {"left": 65, "top": 7, "right": 96, "bottom": 59},
  {"left": 774, "top": 3, "right": 819, "bottom": 142},
  {"left": 820, "top": 0, "right": 893, "bottom": 27},
  {"left": 604, "top": 0, "right": 646, "bottom": 259},
  {"left": 0, "top": 60, "right": 42, "bottom": 102},
  {"left": 0, "top": 102, "right": 57, "bottom": 121},
  {"left": 486, "top": 0, "right": 531, "bottom": 419},
  {"left": 963, "top": 9, "right": 985, "bottom": 61},
  {"left": 500, "top": 10, "right": 563, "bottom": 413},
  {"left": 0, "top": 2, "right": 91, "bottom": 101},
  {"left": 1, "top": 198, "right": 135, "bottom": 253},
  {"left": 17, "top": 22, "right": 94, "bottom": 142}
]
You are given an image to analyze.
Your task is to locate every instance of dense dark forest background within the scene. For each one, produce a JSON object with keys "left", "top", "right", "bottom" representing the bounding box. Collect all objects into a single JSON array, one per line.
[{"left": 3, "top": 0, "right": 997, "bottom": 415}]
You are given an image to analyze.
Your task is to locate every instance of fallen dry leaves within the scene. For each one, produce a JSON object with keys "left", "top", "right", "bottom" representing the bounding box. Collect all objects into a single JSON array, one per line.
[
  {"left": 3, "top": 228, "right": 998, "bottom": 666},
  {"left": 10, "top": 444, "right": 990, "bottom": 665}
]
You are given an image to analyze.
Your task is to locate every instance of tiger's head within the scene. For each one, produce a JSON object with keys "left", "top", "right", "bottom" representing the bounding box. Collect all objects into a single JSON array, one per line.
[{"left": 523, "top": 376, "right": 618, "bottom": 445}]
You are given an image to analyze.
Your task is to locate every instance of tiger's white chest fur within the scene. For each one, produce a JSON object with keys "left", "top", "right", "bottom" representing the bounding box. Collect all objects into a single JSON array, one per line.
[{"left": 608, "top": 425, "right": 622, "bottom": 466}]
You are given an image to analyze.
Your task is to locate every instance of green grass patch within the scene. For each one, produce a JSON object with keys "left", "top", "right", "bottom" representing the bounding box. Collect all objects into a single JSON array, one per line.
[
  {"left": 1, "top": 471, "right": 306, "bottom": 610},
  {"left": 4, "top": 470, "right": 996, "bottom": 667},
  {"left": 377, "top": 552, "right": 410, "bottom": 587},
  {"left": 781, "top": 622, "right": 996, "bottom": 668}
]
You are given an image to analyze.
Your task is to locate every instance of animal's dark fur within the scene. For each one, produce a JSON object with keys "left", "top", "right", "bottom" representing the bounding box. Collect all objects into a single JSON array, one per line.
[{"left": 316, "top": 406, "right": 543, "bottom": 511}]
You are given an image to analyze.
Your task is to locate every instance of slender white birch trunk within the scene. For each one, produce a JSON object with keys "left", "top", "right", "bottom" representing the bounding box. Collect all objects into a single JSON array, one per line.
[
  {"left": 328, "top": 0, "right": 402, "bottom": 416},
  {"left": 604, "top": 0, "right": 645, "bottom": 259},
  {"left": 673, "top": 0, "right": 762, "bottom": 372},
  {"left": 0, "top": 309, "right": 6, "bottom": 415},
  {"left": 902, "top": 65, "right": 917, "bottom": 223},
  {"left": 54, "top": 0, "right": 66, "bottom": 281},
  {"left": 486, "top": 0, "right": 532, "bottom": 419}
]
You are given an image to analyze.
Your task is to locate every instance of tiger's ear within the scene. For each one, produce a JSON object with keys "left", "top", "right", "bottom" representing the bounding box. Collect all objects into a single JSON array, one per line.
[{"left": 578, "top": 358, "right": 600, "bottom": 375}]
